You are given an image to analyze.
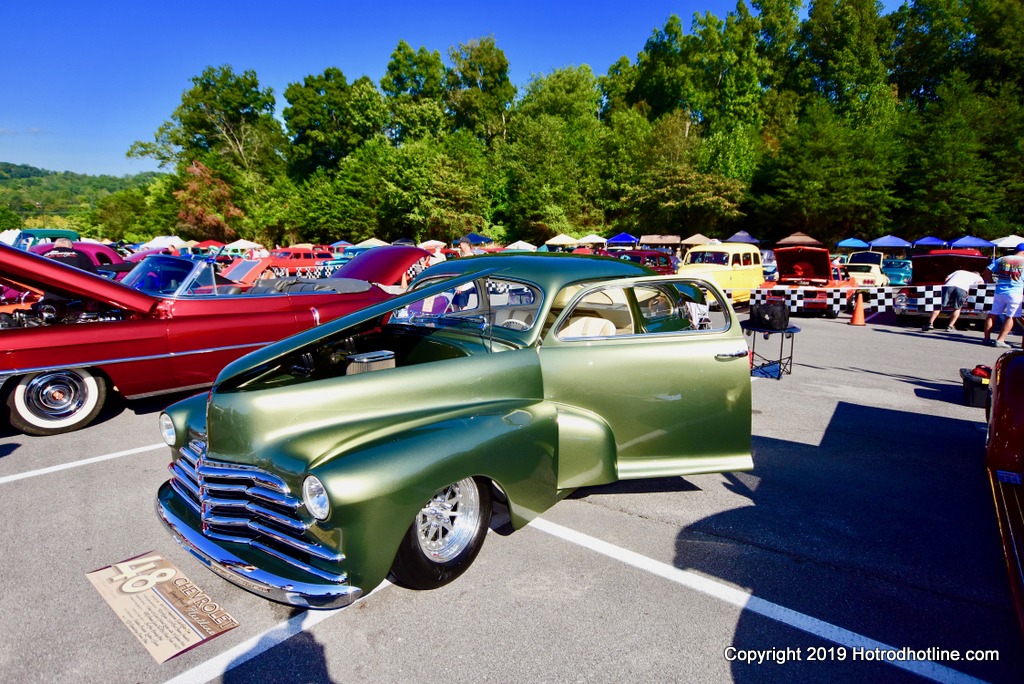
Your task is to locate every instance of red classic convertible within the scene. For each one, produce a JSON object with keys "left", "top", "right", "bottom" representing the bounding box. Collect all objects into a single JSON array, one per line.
[{"left": 0, "top": 244, "right": 400, "bottom": 435}]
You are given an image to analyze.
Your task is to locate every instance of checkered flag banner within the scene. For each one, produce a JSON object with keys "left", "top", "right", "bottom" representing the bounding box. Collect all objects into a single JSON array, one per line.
[{"left": 748, "top": 284, "right": 997, "bottom": 315}]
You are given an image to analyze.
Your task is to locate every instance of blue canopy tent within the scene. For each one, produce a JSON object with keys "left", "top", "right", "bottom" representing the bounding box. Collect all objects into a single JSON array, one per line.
[
  {"left": 461, "top": 232, "right": 493, "bottom": 245},
  {"left": 950, "top": 235, "right": 995, "bottom": 249},
  {"left": 330, "top": 240, "right": 352, "bottom": 247},
  {"left": 837, "top": 237, "right": 869, "bottom": 249},
  {"left": 725, "top": 230, "right": 759, "bottom": 244},
  {"left": 869, "top": 234, "right": 912, "bottom": 249},
  {"left": 606, "top": 232, "right": 638, "bottom": 247},
  {"left": 912, "top": 236, "right": 947, "bottom": 248}
]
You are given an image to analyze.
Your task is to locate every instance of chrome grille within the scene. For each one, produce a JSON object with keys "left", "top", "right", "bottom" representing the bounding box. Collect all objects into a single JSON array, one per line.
[{"left": 168, "top": 436, "right": 346, "bottom": 583}]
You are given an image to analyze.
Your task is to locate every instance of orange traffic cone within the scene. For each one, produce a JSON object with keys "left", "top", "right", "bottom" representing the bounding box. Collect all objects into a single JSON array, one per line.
[{"left": 849, "top": 291, "right": 866, "bottom": 326}]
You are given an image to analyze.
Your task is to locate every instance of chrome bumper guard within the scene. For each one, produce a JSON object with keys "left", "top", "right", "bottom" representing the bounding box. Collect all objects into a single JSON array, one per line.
[{"left": 157, "top": 482, "right": 363, "bottom": 609}]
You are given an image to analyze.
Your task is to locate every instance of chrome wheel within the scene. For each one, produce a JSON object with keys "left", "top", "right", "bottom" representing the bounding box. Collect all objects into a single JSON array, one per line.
[
  {"left": 390, "top": 476, "right": 492, "bottom": 590},
  {"left": 414, "top": 478, "right": 481, "bottom": 563},
  {"left": 7, "top": 368, "right": 107, "bottom": 435}
]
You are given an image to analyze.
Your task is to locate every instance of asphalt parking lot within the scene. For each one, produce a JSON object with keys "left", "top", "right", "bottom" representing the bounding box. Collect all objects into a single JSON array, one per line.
[{"left": 1, "top": 309, "right": 1021, "bottom": 684}]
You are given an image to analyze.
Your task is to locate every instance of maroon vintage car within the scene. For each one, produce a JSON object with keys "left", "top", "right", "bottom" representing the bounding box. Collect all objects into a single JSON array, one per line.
[
  {"left": 0, "top": 244, "right": 400, "bottom": 435},
  {"left": 893, "top": 249, "right": 993, "bottom": 325},
  {"left": 985, "top": 350, "right": 1024, "bottom": 639}
]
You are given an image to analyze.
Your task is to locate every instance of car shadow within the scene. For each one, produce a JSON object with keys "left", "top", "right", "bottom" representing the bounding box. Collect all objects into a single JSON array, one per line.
[
  {"left": 221, "top": 607, "right": 335, "bottom": 684},
  {"left": 667, "top": 401, "right": 1021, "bottom": 682}
]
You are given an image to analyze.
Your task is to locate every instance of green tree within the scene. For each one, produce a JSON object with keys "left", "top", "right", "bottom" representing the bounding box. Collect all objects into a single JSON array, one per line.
[
  {"left": 445, "top": 36, "right": 517, "bottom": 142},
  {"left": 382, "top": 41, "right": 448, "bottom": 144},
  {"left": 889, "top": 0, "right": 975, "bottom": 107},
  {"left": 0, "top": 205, "right": 23, "bottom": 230},
  {"left": 749, "top": 95, "right": 901, "bottom": 241},
  {"left": 799, "top": 0, "right": 892, "bottom": 113},
  {"left": 283, "top": 68, "right": 386, "bottom": 178},
  {"left": 901, "top": 72, "right": 1002, "bottom": 236},
  {"left": 690, "top": 2, "right": 767, "bottom": 133},
  {"left": 128, "top": 65, "right": 286, "bottom": 176},
  {"left": 629, "top": 14, "right": 699, "bottom": 124},
  {"left": 971, "top": 0, "right": 1024, "bottom": 93}
]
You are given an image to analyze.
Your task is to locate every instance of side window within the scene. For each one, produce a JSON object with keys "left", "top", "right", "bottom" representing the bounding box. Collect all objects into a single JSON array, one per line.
[
  {"left": 636, "top": 283, "right": 730, "bottom": 334},
  {"left": 556, "top": 287, "right": 633, "bottom": 339},
  {"left": 742, "top": 253, "right": 753, "bottom": 266},
  {"left": 753, "top": 252, "right": 761, "bottom": 266},
  {"left": 732, "top": 254, "right": 742, "bottom": 266}
]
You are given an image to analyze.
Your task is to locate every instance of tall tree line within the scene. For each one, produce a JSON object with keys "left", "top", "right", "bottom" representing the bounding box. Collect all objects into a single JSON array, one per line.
[{"left": 10, "top": 0, "right": 1024, "bottom": 248}]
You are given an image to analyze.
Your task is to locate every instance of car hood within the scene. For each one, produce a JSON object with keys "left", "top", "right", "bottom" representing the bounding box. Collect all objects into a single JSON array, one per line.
[
  {"left": 910, "top": 254, "right": 991, "bottom": 285},
  {"left": 0, "top": 243, "right": 159, "bottom": 314},
  {"left": 214, "top": 268, "right": 502, "bottom": 390},
  {"left": 332, "top": 246, "right": 431, "bottom": 286},
  {"left": 774, "top": 247, "right": 833, "bottom": 281}
]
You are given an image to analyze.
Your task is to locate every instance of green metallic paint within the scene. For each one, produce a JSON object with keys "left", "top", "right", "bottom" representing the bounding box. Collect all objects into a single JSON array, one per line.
[{"left": 159, "top": 255, "right": 754, "bottom": 605}]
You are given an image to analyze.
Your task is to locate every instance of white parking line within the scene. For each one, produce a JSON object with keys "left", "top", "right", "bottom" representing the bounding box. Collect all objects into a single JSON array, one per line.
[
  {"left": 529, "top": 518, "right": 987, "bottom": 684},
  {"left": 0, "top": 443, "right": 165, "bottom": 485},
  {"left": 162, "top": 518, "right": 987, "bottom": 684},
  {"left": 161, "top": 582, "right": 392, "bottom": 684}
]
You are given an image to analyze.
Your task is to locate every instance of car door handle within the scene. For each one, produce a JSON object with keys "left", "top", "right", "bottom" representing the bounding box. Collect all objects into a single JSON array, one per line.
[{"left": 716, "top": 349, "right": 749, "bottom": 359}]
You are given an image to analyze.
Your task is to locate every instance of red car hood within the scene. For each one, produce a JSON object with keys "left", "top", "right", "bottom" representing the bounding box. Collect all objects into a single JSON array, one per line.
[
  {"left": 332, "top": 246, "right": 431, "bottom": 286},
  {"left": 0, "top": 243, "right": 159, "bottom": 314},
  {"left": 774, "top": 247, "right": 833, "bottom": 283},
  {"left": 909, "top": 254, "right": 992, "bottom": 286}
]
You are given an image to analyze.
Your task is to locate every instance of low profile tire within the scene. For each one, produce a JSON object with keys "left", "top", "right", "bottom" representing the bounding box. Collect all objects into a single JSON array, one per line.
[
  {"left": 389, "top": 476, "right": 492, "bottom": 590},
  {"left": 6, "top": 368, "right": 107, "bottom": 436}
]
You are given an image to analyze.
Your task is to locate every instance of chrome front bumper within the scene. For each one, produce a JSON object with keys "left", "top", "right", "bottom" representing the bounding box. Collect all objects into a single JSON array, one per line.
[{"left": 157, "top": 482, "right": 363, "bottom": 610}]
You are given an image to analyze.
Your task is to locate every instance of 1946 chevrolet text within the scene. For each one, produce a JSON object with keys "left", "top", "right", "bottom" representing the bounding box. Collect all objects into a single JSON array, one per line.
[{"left": 156, "top": 254, "right": 753, "bottom": 608}]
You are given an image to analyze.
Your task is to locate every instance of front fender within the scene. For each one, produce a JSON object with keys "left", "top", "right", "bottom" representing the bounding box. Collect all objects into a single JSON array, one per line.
[{"left": 307, "top": 401, "right": 560, "bottom": 591}]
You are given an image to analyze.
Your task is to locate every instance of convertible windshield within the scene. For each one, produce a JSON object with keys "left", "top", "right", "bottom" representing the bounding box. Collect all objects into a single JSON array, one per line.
[
  {"left": 391, "top": 277, "right": 542, "bottom": 332},
  {"left": 683, "top": 251, "right": 728, "bottom": 266}
]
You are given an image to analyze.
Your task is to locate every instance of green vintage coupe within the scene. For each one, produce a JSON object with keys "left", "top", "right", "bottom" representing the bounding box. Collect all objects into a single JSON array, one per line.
[{"left": 156, "top": 254, "right": 753, "bottom": 608}]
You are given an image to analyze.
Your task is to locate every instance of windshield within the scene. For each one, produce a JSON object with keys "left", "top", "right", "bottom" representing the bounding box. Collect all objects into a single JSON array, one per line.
[
  {"left": 121, "top": 256, "right": 198, "bottom": 295},
  {"left": 684, "top": 251, "right": 728, "bottom": 265},
  {"left": 391, "top": 276, "right": 542, "bottom": 333}
]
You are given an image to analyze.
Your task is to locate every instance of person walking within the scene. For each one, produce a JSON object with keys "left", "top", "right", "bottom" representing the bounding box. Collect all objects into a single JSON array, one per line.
[
  {"left": 922, "top": 269, "right": 984, "bottom": 331},
  {"left": 984, "top": 242, "right": 1024, "bottom": 348}
]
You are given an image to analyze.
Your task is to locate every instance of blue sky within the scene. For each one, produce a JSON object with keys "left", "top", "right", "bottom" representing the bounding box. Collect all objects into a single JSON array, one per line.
[{"left": 1, "top": 1, "right": 901, "bottom": 177}]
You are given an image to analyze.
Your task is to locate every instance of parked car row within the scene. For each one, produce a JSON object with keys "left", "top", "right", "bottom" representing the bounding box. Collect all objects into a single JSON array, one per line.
[{"left": 0, "top": 244, "right": 430, "bottom": 435}]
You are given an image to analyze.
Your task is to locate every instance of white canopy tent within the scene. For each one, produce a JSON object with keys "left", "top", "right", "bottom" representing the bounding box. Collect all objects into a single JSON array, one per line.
[
  {"left": 418, "top": 239, "right": 446, "bottom": 250},
  {"left": 504, "top": 240, "right": 537, "bottom": 251},
  {"left": 544, "top": 233, "right": 578, "bottom": 246},
  {"left": 576, "top": 234, "right": 606, "bottom": 245},
  {"left": 356, "top": 237, "right": 390, "bottom": 248},
  {"left": 992, "top": 235, "right": 1024, "bottom": 249}
]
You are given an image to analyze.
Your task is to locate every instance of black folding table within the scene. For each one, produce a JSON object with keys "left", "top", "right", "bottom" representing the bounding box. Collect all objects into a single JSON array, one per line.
[{"left": 740, "top": 320, "right": 800, "bottom": 379}]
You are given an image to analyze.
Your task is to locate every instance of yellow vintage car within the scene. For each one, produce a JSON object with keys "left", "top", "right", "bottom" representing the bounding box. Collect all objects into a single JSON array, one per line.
[{"left": 677, "top": 242, "right": 763, "bottom": 304}]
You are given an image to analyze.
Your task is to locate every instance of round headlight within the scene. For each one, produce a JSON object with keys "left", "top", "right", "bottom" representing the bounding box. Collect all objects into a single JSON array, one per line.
[
  {"left": 303, "top": 476, "right": 330, "bottom": 521},
  {"left": 158, "top": 413, "right": 176, "bottom": 446}
]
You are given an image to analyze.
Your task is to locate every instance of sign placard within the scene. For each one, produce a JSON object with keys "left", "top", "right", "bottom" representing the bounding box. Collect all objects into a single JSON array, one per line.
[{"left": 87, "top": 551, "right": 239, "bottom": 663}]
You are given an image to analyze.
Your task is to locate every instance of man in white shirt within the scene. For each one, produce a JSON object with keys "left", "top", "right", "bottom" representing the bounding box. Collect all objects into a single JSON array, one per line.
[{"left": 923, "top": 269, "right": 985, "bottom": 331}]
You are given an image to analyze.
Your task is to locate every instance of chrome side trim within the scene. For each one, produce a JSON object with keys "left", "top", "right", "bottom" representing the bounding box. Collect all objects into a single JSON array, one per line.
[
  {"left": 157, "top": 484, "right": 360, "bottom": 609},
  {"left": 3, "top": 341, "right": 272, "bottom": 378}
]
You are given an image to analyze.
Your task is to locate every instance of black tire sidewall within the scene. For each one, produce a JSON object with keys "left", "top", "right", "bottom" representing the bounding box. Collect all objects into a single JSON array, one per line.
[{"left": 389, "top": 477, "right": 493, "bottom": 590}]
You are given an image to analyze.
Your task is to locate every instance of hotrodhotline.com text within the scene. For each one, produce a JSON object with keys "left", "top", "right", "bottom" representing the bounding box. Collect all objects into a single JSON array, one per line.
[{"left": 723, "top": 646, "right": 1000, "bottom": 665}]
